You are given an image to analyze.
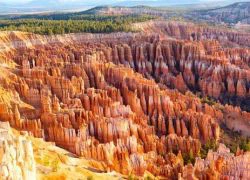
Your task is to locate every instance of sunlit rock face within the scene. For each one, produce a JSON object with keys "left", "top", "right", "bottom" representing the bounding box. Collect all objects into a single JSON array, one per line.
[
  {"left": 0, "top": 122, "right": 36, "bottom": 180},
  {"left": 180, "top": 144, "right": 250, "bottom": 180},
  {"left": 0, "top": 26, "right": 249, "bottom": 178},
  {"left": 134, "top": 21, "right": 250, "bottom": 47}
]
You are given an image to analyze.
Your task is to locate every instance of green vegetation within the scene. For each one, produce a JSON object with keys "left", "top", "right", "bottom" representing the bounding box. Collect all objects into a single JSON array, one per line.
[
  {"left": 220, "top": 123, "right": 250, "bottom": 154},
  {"left": 200, "top": 139, "right": 218, "bottom": 159},
  {"left": 182, "top": 125, "right": 250, "bottom": 164},
  {"left": 128, "top": 174, "right": 138, "bottom": 180},
  {"left": 0, "top": 14, "right": 155, "bottom": 35},
  {"left": 182, "top": 150, "right": 195, "bottom": 165},
  {"left": 239, "top": 138, "right": 250, "bottom": 151},
  {"left": 201, "top": 96, "right": 217, "bottom": 106}
]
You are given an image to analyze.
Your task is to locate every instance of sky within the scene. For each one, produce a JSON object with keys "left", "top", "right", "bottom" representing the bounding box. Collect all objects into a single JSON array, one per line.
[
  {"left": 0, "top": 0, "right": 243, "bottom": 14},
  {"left": 0, "top": 0, "right": 235, "bottom": 4}
]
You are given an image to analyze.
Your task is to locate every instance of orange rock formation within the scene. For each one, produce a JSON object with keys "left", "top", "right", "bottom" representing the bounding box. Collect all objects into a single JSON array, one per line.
[{"left": 0, "top": 23, "right": 249, "bottom": 178}]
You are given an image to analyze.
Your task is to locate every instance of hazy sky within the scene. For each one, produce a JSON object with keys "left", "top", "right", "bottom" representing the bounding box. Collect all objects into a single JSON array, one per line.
[{"left": 0, "top": 0, "right": 233, "bottom": 4}]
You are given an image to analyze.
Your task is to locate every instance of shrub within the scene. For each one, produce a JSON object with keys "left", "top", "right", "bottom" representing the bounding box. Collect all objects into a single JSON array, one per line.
[
  {"left": 239, "top": 138, "right": 250, "bottom": 151},
  {"left": 200, "top": 139, "right": 218, "bottom": 159},
  {"left": 201, "top": 96, "right": 216, "bottom": 106},
  {"left": 183, "top": 150, "right": 195, "bottom": 165},
  {"left": 87, "top": 175, "right": 94, "bottom": 180}
]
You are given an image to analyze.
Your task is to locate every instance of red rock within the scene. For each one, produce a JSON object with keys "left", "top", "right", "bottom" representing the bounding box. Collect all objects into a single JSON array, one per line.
[{"left": 0, "top": 30, "right": 248, "bottom": 178}]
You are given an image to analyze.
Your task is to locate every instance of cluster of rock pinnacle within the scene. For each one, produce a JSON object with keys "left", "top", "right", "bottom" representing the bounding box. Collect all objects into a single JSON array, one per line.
[{"left": 0, "top": 21, "right": 249, "bottom": 179}]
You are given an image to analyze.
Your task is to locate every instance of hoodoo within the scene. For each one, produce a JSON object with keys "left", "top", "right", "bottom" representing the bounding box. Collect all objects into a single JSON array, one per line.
[{"left": 0, "top": 1, "right": 249, "bottom": 179}]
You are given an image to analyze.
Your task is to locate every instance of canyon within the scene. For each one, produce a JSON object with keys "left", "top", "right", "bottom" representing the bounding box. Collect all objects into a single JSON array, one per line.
[{"left": 0, "top": 20, "right": 249, "bottom": 179}]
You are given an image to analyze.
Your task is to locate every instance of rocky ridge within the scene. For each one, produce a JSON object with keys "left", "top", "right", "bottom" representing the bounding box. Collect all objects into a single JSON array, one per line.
[{"left": 188, "top": 2, "right": 250, "bottom": 25}]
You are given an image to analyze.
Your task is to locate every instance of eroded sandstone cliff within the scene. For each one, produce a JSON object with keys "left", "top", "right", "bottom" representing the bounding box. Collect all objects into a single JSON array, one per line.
[
  {"left": 0, "top": 25, "right": 249, "bottom": 179},
  {"left": 0, "top": 122, "right": 36, "bottom": 179},
  {"left": 180, "top": 144, "right": 250, "bottom": 179}
]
